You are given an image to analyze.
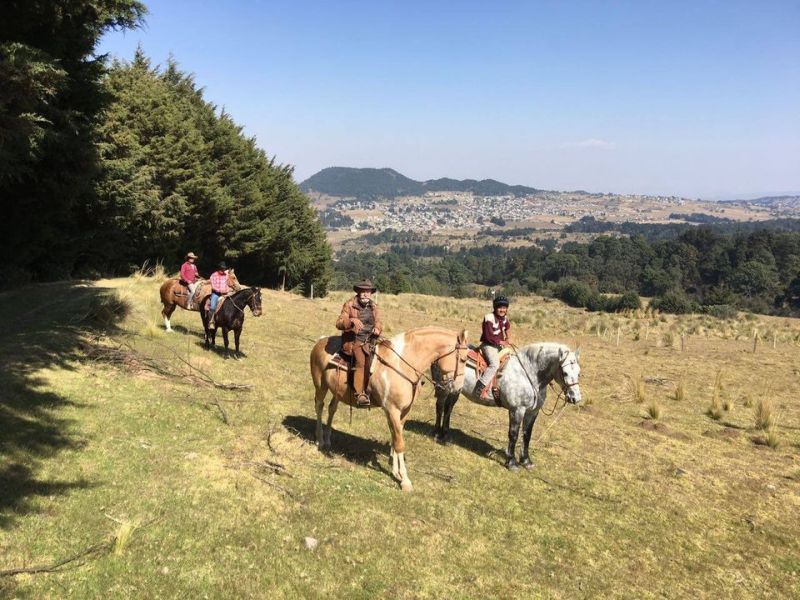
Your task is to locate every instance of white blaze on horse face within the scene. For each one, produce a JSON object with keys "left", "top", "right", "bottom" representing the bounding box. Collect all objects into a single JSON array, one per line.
[{"left": 562, "top": 351, "right": 582, "bottom": 403}]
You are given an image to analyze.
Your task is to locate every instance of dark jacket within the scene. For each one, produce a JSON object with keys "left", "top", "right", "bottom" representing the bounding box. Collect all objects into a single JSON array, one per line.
[{"left": 336, "top": 296, "right": 383, "bottom": 354}]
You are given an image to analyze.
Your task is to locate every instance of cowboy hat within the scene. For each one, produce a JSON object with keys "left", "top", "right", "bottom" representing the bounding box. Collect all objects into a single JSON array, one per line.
[
  {"left": 353, "top": 279, "right": 377, "bottom": 293},
  {"left": 186, "top": 252, "right": 198, "bottom": 259},
  {"left": 217, "top": 261, "right": 228, "bottom": 271}
]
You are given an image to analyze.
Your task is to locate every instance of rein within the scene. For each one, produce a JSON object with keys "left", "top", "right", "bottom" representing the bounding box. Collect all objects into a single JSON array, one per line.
[
  {"left": 508, "top": 342, "right": 573, "bottom": 417},
  {"left": 374, "top": 336, "right": 467, "bottom": 393},
  {"left": 227, "top": 288, "right": 257, "bottom": 315}
]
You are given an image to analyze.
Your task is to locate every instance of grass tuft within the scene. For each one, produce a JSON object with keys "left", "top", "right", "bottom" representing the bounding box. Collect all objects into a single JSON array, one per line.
[
  {"left": 674, "top": 377, "right": 686, "bottom": 402},
  {"left": 765, "top": 427, "right": 780, "bottom": 449},
  {"left": 707, "top": 396, "right": 724, "bottom": 420},
  {"left": 113, "top": 520, "right": 137, "bottom": 555},
  {"left": 645, "top": 401, "right": 662, "bottom": 420},
  {"left": 754, "top": 398, "right": 775, "bottom": 431},
  {"left": 628, "top": 374, "right": 647, "bottom": 404}
]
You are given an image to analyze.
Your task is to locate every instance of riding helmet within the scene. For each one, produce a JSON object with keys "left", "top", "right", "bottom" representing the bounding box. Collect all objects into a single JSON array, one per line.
[{"left": 493, "top": 295, "right": 510, "bottom": 309}]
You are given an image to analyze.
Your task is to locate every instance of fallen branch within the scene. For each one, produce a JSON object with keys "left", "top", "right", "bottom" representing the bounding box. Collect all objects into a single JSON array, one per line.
[
  {"left": 0, "top": 542, "right": 111, "bottom": 577},
  {"left": 0, "top": 517, "right": 157, "bottom": 578},
  {"left": 249, "top": 473, "right": 298, "bottom": 500}
]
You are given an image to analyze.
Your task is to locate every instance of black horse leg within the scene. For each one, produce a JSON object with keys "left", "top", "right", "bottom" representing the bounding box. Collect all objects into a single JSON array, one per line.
[
  {"left": 506, "top": 408, "right": 525, "bottom": 471},
  {"left": 234, "top": 327, "right": 241, "bottom": 358},
  {"left": 222, "top": 327, "right": 230, "bottom": 358},
  {"left": 433, "top": 389, "right": 446, "bottom": 442},
  {"left": 441, "top": 393, "right": 459, "bottom": 443},
  {"left": 519, "top": 408, "right": 539, "bottom": 469},
  {"left": 434, "top": 389, "right": 458, "bottom": 444}
]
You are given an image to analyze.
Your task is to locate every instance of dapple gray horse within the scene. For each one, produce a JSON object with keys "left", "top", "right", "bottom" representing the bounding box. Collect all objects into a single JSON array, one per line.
[{"left": 431, "top": 343, "right": 582, "bottom": 470}]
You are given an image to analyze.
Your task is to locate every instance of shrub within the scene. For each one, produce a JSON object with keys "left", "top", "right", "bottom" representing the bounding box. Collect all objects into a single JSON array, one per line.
[
  {"left": 616, "top": 290, "right": 642, "bottom": 311},
  {"left": 651, "top": 289, "right": 696, "bottom": 314},
  {"left": 553, "top": 279, "right": 593, "bottom": 308},
  {"left": 702, "top": 304, "right": 738, "bottom": 320}
]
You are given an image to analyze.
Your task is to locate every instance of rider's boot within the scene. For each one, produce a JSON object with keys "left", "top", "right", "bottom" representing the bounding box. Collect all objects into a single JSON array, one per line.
[{"left": 474, "top": 380, "right": 490, "bottom": 400}]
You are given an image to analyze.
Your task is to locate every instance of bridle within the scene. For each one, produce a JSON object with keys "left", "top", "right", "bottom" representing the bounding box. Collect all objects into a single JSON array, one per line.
[{"left": 228, "top": 287, "right": 261, "bottom": 315}]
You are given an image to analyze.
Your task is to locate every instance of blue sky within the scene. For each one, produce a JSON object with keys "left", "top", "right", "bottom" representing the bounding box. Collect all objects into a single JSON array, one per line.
[{"left": 99, "top": 0, "right": 800, "bottom": 198}]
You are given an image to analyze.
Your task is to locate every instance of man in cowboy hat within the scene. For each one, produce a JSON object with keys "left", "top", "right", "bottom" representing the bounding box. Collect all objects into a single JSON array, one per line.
[
  {"left": 208, "top": 261, "right": 230, "bottom": 329},
  {"left": 180, "top": 252, "right": 202, "bottom": 307},
  {"left": 336, "top": 279, "right": 383, "bottom": 407}
]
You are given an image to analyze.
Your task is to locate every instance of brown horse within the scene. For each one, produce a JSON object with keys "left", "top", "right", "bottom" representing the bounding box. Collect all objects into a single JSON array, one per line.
[
  {"left": 310, "top": 326, "right": 468, "bottom": 491},
  {"left": 159, "top": 269, "right": 241, "bottom": 332}
]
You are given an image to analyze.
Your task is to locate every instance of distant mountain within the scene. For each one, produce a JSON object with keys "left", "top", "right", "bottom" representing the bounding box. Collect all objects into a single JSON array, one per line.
[{"left": 299, "top": 167, "right": 540, "bottom": 200}]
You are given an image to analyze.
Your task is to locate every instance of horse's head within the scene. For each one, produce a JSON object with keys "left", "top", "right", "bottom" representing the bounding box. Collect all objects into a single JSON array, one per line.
[
  {"left": 557, "top": 347, "right": 582, "bottom": 404},
  {"left": 248, "top": 287, "right": 262, "bottom": 317},
  {"left": 227, "top": 269, "right": 242, "bottom": 291},
  {"left": 434, "top": 329, "right": 469, "bottom": 395}
]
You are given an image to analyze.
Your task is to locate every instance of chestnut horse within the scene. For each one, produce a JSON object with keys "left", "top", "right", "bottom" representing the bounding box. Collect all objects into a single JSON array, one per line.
[
  {"left": 310, "top": 326, "right": 468, "bottom": 491},
  {"left": 159, "top": 269, "right": 241, "bottom": 332}
]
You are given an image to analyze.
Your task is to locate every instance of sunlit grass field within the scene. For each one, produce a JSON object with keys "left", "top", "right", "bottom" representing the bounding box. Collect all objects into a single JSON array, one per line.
[{"left": 1, "top": 275, "right": 799, "bottom": 598}]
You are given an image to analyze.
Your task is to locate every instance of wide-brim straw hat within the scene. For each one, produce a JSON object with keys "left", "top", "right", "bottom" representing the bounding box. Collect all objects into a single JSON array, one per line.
[
  {"left": 186, "top": 252, "right": 198, "bottom": 259},
  {"left": 353, "top": 279, "right": 377, "bottom": 293}
]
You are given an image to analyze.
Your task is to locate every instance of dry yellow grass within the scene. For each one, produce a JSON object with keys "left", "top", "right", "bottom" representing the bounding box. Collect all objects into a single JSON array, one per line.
[{"left": 1, "top": 278, "right": 799, "bottom": 598}]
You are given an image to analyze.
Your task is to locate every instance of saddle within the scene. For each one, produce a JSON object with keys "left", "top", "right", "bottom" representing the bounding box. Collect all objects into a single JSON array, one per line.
[
  {"left": 203, "top": 294, "right": 228, "bottom": 317},
  {"left": 327, "top": 338, "right": 380, "bottom": 402},
  {"left": 466, "top": 345, "right": 513, "bottom": 393}
]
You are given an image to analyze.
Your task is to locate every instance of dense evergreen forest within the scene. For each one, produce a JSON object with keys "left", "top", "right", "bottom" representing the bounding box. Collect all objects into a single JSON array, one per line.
[
  {"left": 333, "top": 225, "right": 800, "bottom": 316},
  {"left": 1, "top": 1, "right": 331, "bottom": 294}
]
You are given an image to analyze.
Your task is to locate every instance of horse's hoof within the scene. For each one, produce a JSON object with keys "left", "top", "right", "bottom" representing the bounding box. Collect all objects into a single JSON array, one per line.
[
  {"left": 434, "top": 435, "right": 448, "bottom": 445},
  {"left": 400, "top": 480, "right": 414, "bottom": 492},
  {"left": 506, "top": 462, "right": 520, "bottom": 472},
  {"left": 520, "top": 460, "right": 535, "bottom": 470}
]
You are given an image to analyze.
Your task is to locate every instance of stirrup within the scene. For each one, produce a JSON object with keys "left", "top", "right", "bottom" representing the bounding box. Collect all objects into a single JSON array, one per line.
[{"left": 356, "top": 393, "right": 370, "bottom": 408}]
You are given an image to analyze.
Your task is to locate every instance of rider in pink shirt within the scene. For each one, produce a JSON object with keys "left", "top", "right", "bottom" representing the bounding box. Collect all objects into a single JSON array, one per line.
[
  {"left": 180, "top": 252, "right": 201, "bottom": 306},
  {"left": 208, "top": 261, "right": 229, "bottom": 327}
]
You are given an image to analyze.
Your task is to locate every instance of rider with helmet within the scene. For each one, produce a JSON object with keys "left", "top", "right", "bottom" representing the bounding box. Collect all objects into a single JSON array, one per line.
[{"left": 474, "top": 295, "right": 512, "bottom": 400}]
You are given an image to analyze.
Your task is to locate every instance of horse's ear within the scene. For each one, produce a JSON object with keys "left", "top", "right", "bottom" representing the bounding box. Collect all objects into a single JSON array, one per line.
[
  {"left": 459, "top": 328, "right": 468, "bottom": 343},
  {"left": 575, "top": 346, "right": 581, "bottom": 360},
  {"left": 559, "top": 347, "right": 568, "bottom": 361}
]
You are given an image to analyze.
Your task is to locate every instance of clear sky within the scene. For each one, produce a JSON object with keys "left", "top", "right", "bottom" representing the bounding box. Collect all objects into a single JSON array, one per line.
[{"left": 98, "top": 0, "right": 800, "bottom": 199}]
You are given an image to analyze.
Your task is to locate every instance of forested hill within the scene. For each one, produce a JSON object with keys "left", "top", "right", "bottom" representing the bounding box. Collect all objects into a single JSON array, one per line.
[
  {"left": 1, "top": 2, "right": 331, "bottom": 294},
  {"left": 299, "top": 167, "right": 541, "bottom": 200}
]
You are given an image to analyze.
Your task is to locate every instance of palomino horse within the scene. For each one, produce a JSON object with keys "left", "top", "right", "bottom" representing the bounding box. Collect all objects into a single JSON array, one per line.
[
  {"left": 159, "top": 269, "right": 241, "bottom": 332},
  {"left": 200, "top": 287, "right": 262, "bottom": 359},
  {"left": 310, "top": 326, "right": 468, "bottom": 491},
  {"left": 431, "top": 343, "right": 581, "bottom": 470}
]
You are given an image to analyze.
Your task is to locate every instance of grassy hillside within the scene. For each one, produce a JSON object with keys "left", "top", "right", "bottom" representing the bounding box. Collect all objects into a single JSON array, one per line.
[{"left": 1, "top": 276, "right": 799, "bottom": 598}]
